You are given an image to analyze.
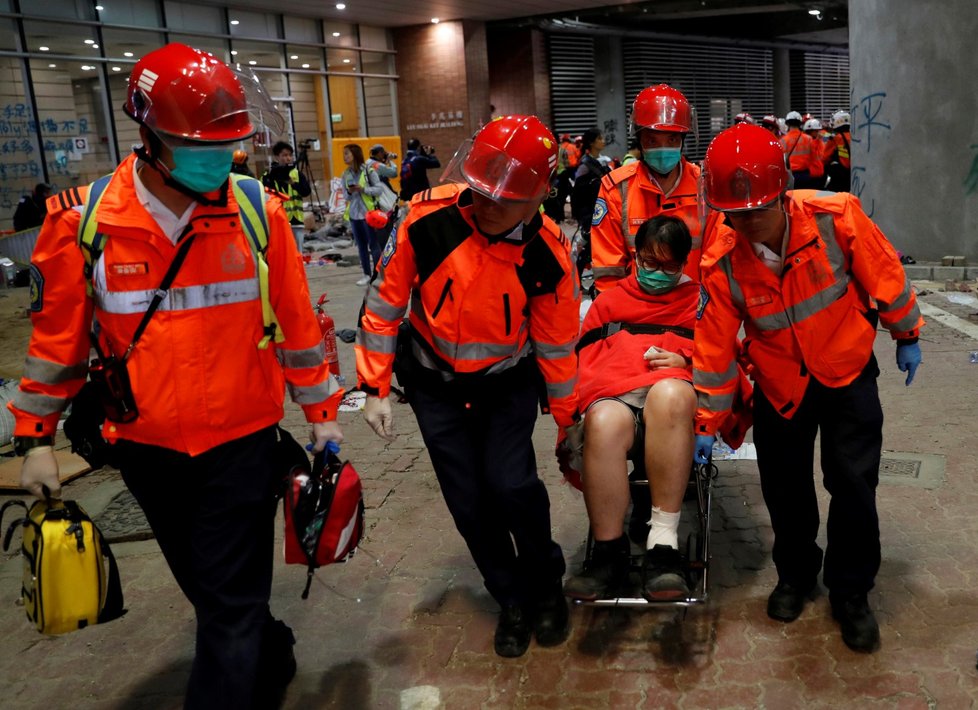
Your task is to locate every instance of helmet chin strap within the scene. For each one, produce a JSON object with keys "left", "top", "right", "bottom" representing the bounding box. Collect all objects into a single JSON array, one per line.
[{"left": 133, "top": 139, "right": 228, "bottom": 207}]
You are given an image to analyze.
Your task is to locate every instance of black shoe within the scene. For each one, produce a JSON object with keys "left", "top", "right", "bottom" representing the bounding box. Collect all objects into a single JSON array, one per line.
[
  {"left": 767, "top": 581, "right": 816, "bottom": 622},
  {"left": 641, "top": 545, "right": 689, "bottom": 601},
  {"left": 494, "top": 605, "right": 532, "bottom": 658},
  {"left": 831, "top": 594, "right": 881, "bottom": 653},
  {"left": 255, "top": 619, "right": 297, "bottom": 709},
  {"left": 534, "top": 589, "right": 570, "bottom": 647},
  {"left": 563, "top": 535, "right": 630, "bottom": 601}
]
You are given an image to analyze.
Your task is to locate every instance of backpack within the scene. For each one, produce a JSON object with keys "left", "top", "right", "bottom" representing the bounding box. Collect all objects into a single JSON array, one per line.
[
  {"left": 1, "top": 498, "right": 124, "bottom": 635},
  {"left": 281, "top": 432, "right": 365, "bottom": 599}
]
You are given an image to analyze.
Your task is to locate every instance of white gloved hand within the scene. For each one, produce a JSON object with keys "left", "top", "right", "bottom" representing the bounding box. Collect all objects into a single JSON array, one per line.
[
  {"left": 310, "top": 421, "right": 344, "bottom": 453},
  {"left": 363, "top": 395, "right": 395, "bottom": 441},
  {"left": 20, "top": 446, "right": 61, "bottom": 500}
]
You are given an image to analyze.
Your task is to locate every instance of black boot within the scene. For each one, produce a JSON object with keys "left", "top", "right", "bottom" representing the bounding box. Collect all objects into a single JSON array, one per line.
[
  {"left": 831, "top": 593, "right": 881, "bottom": 653},
  {"left": 563, "top": 534, "right": 630, "bottom": 601},
  {"left": 641, "top": 544, "right": 689, "bottom": 601},
  {"left": 494, "top": 605, "right": 533, "bottom": 658},
  {"left": 534, "top": 583, "right": 570, "bottom": 647}
]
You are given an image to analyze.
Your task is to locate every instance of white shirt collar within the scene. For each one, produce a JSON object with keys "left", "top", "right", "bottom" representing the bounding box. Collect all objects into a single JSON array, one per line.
[
  {"left": 132, "top": 160, "right": 196, "bottom": 244},
  {"left": 750, "top": 214, "right": 790, "bottom": 276}
]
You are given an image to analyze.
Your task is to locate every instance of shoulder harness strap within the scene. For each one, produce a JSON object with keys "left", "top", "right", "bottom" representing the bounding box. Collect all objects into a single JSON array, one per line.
[
  {"left": 77, "top": 174, "right": 114, "bottom": 295},
  {"left": 230, "top": 174, "right": 285, "bottom": 349},
  {"left": 576, "top": 322, "right": 695, "bottom": 354}
]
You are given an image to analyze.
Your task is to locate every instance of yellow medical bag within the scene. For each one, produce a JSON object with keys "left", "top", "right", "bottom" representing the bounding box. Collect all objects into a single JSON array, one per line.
[{"left": 2, "top": 498, "right": 124, "bottom": 635}]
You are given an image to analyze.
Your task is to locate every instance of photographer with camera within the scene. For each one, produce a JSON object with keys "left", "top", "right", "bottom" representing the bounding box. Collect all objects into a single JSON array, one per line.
[
  {"left": 261, "top": 141, "right": 311, "bottom": 251},
  {"left": 399, "top": 137, "right": 441, "bottom": 202},
  {"left": 367, "top": 144, "right": 399, "bottom": 243}
]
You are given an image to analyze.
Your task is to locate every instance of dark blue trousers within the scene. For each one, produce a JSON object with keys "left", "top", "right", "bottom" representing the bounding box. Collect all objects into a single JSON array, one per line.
[
  {"left": 409, "top": 365, "right": 566, "bottom": 608},
  {"left": 753, "top": 356, "right": 883, "bottom": 598},
  {"left": 118, "top": 426, "right": 289, "bottom": 709}
]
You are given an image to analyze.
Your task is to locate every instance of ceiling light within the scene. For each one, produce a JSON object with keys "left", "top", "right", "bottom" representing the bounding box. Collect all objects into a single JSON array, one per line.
[
  {"left": 248, "top": 60, "right": 257, "bottom": 65},
  {"left": 336, "top": 3, "right": 346, "bottom": 9},
  {"left": 95, "top": 5, "right": 104, "bottom": 10},
  {"left": 112, "top": 66, "right": 121, "bottom": 71},
  {"left": 431, "top": 18, "right": 440, "bottom": 23},
  {"left": 291, "top": 55, "right": 299, "bottom": 59},
  {"left": 301, "top": 63, "right": 310, "bottom": 68},
  {"left": 81, "top": 65, "right": 93, "bottom": 70},
  {"left": 123, "top": 51, "right": 133, "bottom": 57},
  {"left": 92, "top": 44, "right": 99, "bottom": 49},
  {"left": 332, "top": 32, "right": 341, "bottom": 37},
  {"left": 342, "top": 58, "right": 350, "bottom": 63},
  {"left": 39, "top": 46, "right": 49, "bottom": 51},
  {"left": 230, "top": 50, "right": 238, "bottom": 55},
  {"left": 230, "top": 20, "right": 240, "bottom": 25},
  {"left": 808, "top": 8, "right": 821, "bottom": 15},
  {"left": 48, "top": 63, "right": 57, "bottom": 68},
  {"left": 84, "top": 39, "right": 95, "bottom": 44}
]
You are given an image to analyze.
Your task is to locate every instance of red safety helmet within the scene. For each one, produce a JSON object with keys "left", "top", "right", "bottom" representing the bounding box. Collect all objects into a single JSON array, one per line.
[
  {"left": 124, "top": 43, "right": 256, "bottom": 142},
  {"left": 632, "top": 84, "right": 693, "bottom": 133},
  {"left": 365, "top": 209, "right": 389, "bottom": 229},
  {"left": 443, "top": 115, "right": 558, "bottom": 202},
  {"left": 702, "top": 124, "right": 790, "bottom": 211}
]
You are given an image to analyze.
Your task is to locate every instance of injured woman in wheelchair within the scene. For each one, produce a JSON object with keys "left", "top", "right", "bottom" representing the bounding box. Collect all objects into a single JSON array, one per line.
[{"left": 560, "top": 215, "right": 750, "bottom": 604}]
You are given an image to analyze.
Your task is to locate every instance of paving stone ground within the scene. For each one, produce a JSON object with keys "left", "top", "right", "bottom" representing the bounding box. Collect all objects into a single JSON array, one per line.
[{"left": 1, "top": 238, "right": 977, "bottom": 709}]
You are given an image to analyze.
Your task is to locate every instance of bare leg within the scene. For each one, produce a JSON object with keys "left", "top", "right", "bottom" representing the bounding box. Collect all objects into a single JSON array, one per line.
[
  {"left": 582, "top": 400, "right": 635, "bottom": 541},
  {"left": 644, "top": 379, "right": 696, "bottom": 514}
]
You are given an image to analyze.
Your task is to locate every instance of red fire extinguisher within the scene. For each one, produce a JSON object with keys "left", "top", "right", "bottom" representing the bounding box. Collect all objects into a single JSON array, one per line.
[{"left": 315, "top": 293, "right": 341, "bottom": 378}]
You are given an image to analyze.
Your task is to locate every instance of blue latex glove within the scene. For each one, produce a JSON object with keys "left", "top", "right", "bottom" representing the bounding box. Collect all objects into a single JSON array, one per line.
[
  {"left": 694, "top": 435, "right": 716, "bottom": 465},
  {"left": 896, "top": 342, "right": 922, "bottom": 386}
]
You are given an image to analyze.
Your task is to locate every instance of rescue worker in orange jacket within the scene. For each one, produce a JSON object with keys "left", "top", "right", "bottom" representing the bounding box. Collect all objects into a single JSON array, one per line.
[
  {"left": 782, "top": 111, "right": 821, "bottom": 189},
  {"left": 826, "top": 110, "right": 852, "bottom": 192},
  {"left": 590, "top": 84, "right": 706, "bottom": 293},
  {"left": 693, "top": 124, "right": 924, "bottom": 654},
  {"left": 355, "top": 115, "right": 580, "bottom": 659},
  {"left": 9, "top": 43, "right": 344, "bottom": 706}
]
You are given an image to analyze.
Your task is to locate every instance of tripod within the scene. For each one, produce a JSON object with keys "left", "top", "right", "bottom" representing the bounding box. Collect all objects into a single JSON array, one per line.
[{"left": 296, "top": 142, "right": 324, "bottom": 223}]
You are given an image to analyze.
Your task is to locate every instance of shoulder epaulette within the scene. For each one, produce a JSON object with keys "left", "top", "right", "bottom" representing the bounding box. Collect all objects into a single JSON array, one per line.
[
  {"left": 46, "top": 185, "right": 87, "bottom": 214},
  {"left": 411, "top": 183, "right": 461, "bottom": 206},
  {"left": 797, "top": 189, "right": 847, "bottom": 215},
  {"left": 601, "top": 161, "right": 639, "bottom": 190}
]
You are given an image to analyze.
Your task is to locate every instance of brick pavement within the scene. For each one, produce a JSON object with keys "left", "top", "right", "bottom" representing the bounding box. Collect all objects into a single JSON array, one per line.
[{"left": 1, "top": 251, "right": 977, "bottom": 709}]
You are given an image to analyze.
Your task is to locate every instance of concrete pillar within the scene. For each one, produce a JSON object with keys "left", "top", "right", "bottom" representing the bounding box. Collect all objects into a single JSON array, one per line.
[
  {"left": 850, "top": 0, "right": 978, "bottom": 260},
  {"left": 594, "top": 36, "right": 627, "bottom": 159},
  {"left": 772, "top": 48, "right": 791, "bottom": 117}
]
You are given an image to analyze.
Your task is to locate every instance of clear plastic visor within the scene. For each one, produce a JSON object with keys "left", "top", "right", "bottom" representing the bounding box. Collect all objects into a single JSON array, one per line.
[{"left": 441, "top": 139, "right": 553, "bottom": 204}]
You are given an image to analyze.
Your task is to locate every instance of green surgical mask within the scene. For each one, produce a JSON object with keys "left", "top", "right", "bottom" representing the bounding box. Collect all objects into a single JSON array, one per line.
[
  {"left": 642, "top": 147, "right": 682, "bottom": 175},
  {"left": 636, "top": 266, "right": 681, "bottom": 294}
]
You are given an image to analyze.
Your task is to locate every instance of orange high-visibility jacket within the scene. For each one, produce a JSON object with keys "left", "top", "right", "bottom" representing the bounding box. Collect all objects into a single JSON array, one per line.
[
  {"left": 829, "top": 131, "right": 852, "bottom": 169},
  {"left": 783, "top": 129, "right": 819, "bottom": 174},
  {"left": 590, "top": 158, "right": 705, "bottom": 293},
  {"left": 10, "top": 154, "right": 342, "bottom": 455},
  {"left": 355, "top": 184, "right": 581, "bottom": 427},
  {"left": 693, "top": 190, "right": 923, "bottom": 436}
]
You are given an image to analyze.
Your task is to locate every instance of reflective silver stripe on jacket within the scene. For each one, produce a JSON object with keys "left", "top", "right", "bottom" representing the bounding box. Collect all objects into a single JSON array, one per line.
[
  {"left": 288, "top": 375, "right": 341, "bottom": 405},
  {"left": 716, "top": 254, "right": 745, "bottom": 312},
  {"left": 95, "top": 278, "right": 260, "bottom": 315},
  {"left": 365, "top": 281, "right": 407, "bottom": 323},
  {"left": 592, "top": 265, "right": 627, "bottom": 280},
  {"left": 696, "top": 390, "right": 734, "bottom": 412},
  {"left": 877, "top": 275, "right": 914, "bottom": 314},
  {"left": 411, "top": 343, "right": 531, "bottom": 380},
  {"left": 532, "top": 338, "right": 577, "bottom": 360},
  {"left": 693, "top": 361, "right": 739, "bottom": 389},
  {"left": 22, "top": 356, "right": 88, "bottom": 385},
  {"left": 889, "top": 309, "right": 922, "bottom": 333},
  {"left": 11, "top": 389, "right": 67, "bottom": 416},
  {"left": 619, "top": 182, "right": 635, "bottom": 249},
  {"left": 356, "top": 328, "right": 398, "bottom": 355},
  {"left": 276, "top": 341, "right": 326, "bottom": 369},
  {"left": 546, "top": 375, "right": 576, "bottom": 400},
  {"left": 431, "top": 333, "right": 530, "bottom": 363}
]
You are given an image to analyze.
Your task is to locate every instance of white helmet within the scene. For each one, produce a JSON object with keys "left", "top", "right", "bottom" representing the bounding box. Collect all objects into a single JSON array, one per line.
[
  {"left": 831, "top": 111, "right": 851, "bottom": 129},
  {"left": 785, "top": 110, "right": 804, "bottom": 124},
  {"left": 803, "top": 118, "right": 822, "bottom": 131}
]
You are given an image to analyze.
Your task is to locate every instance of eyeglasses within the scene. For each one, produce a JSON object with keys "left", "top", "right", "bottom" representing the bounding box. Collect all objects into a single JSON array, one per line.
[{"left": 636, "top": 255, "right": 683, "bottom": 275}]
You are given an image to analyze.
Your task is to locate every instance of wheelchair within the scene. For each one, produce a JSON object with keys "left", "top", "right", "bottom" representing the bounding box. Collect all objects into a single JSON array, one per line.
[{"left": 574, "top": 453, "right": 719, "bottom": 609}]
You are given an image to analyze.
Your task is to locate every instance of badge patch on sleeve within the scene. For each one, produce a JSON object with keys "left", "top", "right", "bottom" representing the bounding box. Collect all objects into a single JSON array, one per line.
[
  {"left": 380, "top": 233, "right": 397, "bottom": 267},
  {"left": 29, "top": 264, "right": 44, "bottom": 312},
  {"left": 696, "top": 284, "right": 710, "bottom": 320},
  {"left": 592, "top": 198, "right": 608, "bottom": 226}
]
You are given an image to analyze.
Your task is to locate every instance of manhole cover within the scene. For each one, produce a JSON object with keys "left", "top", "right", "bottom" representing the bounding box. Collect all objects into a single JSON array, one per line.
[
  {"left": 93, "top": 489, "right": 154, "bottom": 543},
  {"left": 879, "top": 458, "right": 921, "bottom": 478}
]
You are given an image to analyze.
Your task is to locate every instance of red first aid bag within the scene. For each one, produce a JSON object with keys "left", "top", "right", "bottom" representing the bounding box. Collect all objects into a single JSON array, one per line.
[{"left": 283, "top": 441, "right": 365, "bottom": 598}]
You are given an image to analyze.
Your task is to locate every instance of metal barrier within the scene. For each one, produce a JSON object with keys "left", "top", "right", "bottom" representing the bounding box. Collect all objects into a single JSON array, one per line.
[{"left": 0, "top": 227, "right": 40, "bottom": 267}]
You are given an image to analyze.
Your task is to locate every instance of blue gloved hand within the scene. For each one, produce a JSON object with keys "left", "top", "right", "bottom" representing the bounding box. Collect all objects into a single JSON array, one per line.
[
  {"left": 896, "top": 341, "right": 922, "bottom": 386},
  {"left": 694, "top": 434, "right": 716, "bottom": 465}
]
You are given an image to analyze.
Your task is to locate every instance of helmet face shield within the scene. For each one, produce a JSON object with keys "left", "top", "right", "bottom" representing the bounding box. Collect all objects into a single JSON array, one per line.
[
  {"left": 230, "top": 66, "right": 286, "bottom": 137},
  {"left": 631, "top": 85, "right": 696, "bottom": 137},
  {"left": 702, "top": 124, "right": 790, "bottom": 212},
  {"left": 442, "top": 138, "right": 553, "bottom": 204}
]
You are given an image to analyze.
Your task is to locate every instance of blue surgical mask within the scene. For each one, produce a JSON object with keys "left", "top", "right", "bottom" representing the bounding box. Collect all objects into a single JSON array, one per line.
[
  {"left": 636, "top": 266, "right": 682, "bottom": 294},
  {"left": 169, "top": 145, "right": 235, "bottom": 193},
  {"left": 643, "top": 147, "right": 682, "bottom": 175}
]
